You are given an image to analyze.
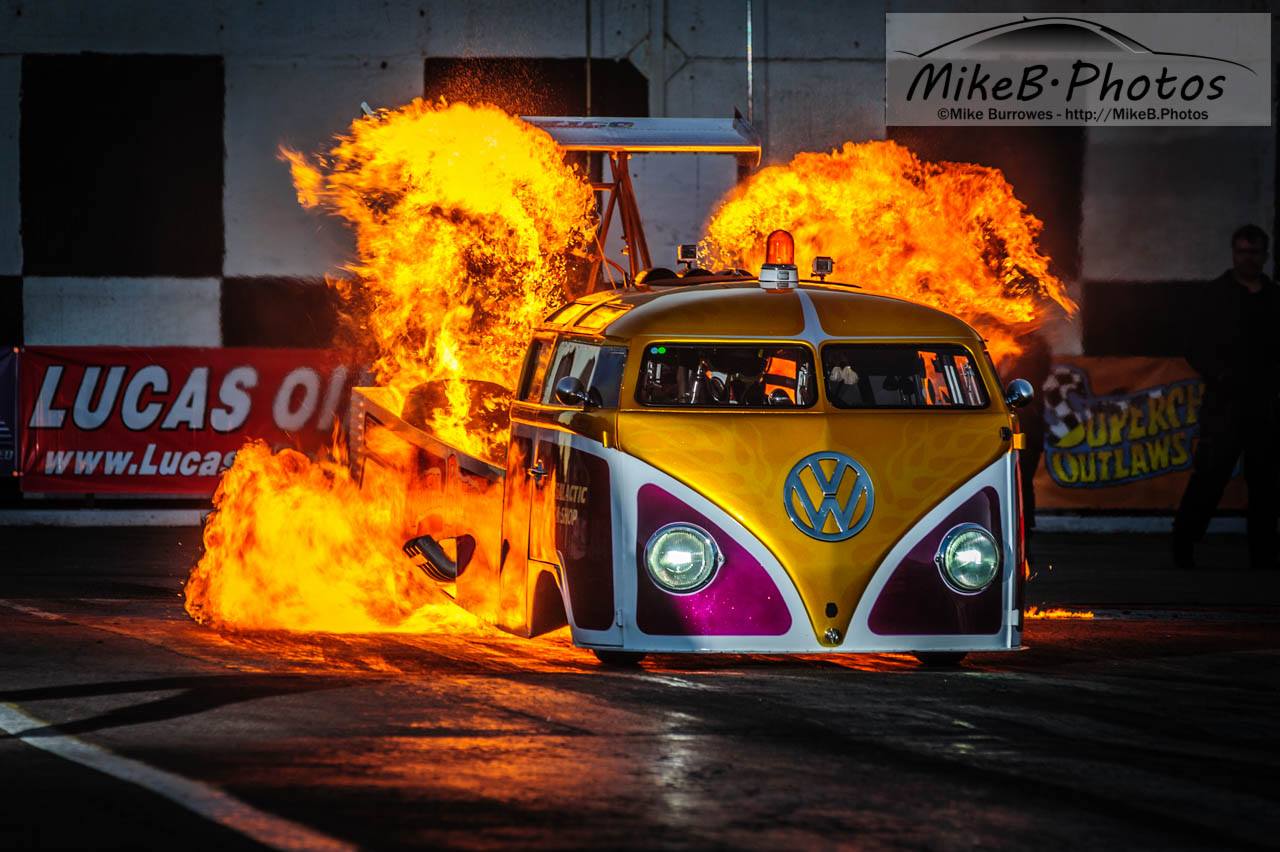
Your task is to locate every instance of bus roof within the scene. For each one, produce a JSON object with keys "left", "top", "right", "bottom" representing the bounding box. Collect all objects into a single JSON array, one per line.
[{"left": 540, "top": 281, "right": 985, "bottom": 343}]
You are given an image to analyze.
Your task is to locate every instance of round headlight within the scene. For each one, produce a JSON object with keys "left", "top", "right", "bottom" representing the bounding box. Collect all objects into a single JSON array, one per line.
[
  {"left": 644, "top": 523, "right": 722, "bottom": 594},
  {"left": 936, "top": 524, "right": 1000, "bottom": 592}
]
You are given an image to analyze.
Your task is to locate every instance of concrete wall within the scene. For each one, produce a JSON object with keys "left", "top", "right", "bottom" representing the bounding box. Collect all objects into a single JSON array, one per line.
[
  {"left": 23, "top": 278, "right": 221, "bottom": 346},
  {"left": 0, "top": 56, "right": 19, "bottom": 277},
  {"left": 223, "top": 58, "right": 423, "bottom": 278},
  {"left": 0, "top": 0, "right": 1274, "bottom": 357},
  {"left": 1083, "top": 127, "right": 1276, "bottom": 282}
]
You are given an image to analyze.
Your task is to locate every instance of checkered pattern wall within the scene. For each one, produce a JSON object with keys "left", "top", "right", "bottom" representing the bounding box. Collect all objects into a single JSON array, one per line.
[
  {"left": 2, "top": 52, "right": 351, "bottom": 350},
  {"left": 0, "top": 4, "right": 1271, "bottom": 360},
  {"left": 0, "top": 52, "right": 647, "bottom": 352}
]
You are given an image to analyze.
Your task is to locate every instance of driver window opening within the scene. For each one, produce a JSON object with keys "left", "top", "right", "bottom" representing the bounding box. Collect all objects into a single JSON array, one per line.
[
  {"left": 540, "top": 340, "right": 627, "bottom": 408},
  {"left": 543, "top": 341, "right": 599, "bottom": 405}
]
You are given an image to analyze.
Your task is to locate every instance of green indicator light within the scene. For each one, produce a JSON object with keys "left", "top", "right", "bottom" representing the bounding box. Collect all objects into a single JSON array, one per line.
[{"left": 657, "top": 346, "right": 667, "bottom": 354}]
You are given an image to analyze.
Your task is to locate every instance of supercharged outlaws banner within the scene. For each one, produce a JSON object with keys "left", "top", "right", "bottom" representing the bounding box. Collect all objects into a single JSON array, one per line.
[
  {"left": 1033, "top": 356, "right": 1246, "bottom": 511},
  {"left": 20, "top": 347, "right": 350, "bottom": 495}
]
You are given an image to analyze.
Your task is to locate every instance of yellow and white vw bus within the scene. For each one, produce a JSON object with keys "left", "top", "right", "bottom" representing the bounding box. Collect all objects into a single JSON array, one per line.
[
  {"left": 352, "top": 119, "right": 1031, "bottom": 666},
  {"left": 354, "top": 234, "right": 1031, "bottom": 666}
]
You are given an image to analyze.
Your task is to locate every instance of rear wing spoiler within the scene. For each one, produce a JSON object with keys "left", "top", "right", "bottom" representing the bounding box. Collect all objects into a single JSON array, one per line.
[{"left": 522, "top": 116, "right": 761, "bottom": 167}]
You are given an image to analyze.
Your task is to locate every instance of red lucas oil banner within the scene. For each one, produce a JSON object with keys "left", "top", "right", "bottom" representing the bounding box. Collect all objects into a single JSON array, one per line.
[
  {"left": 19, "top": 347, "right": 350, "bottom": 495},
  {"left": 0, "top": 348, "right": 16, "bottom": 478},
  {"left": 1033, "top": 356, "right": 1246, "bottom": 511}
]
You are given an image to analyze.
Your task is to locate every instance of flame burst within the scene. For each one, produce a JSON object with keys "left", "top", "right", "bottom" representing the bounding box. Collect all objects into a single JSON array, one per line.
[
  {"left": 1025, "top": 606, "right": 1095, "bottom": 620},
  {"left": 703, "top": 140, "right": 1076, "bottom": 360},
  {"left": 187, "top": 115, "right": 1080, "bottom": 636},
  {"left": 185, "top": 441, "right": 475, "bottom": 632},
  {"left": 185, "top": 100, "right": 594, "bottom": 632},
  {"left": 283, "top": 98, "right": 595, "bottom": 459}
]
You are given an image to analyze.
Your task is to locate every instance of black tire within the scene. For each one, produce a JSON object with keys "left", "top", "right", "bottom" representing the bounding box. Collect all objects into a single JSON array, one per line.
[
  {"left": 592, "top": 649, "right": 647, "bottom": 667},
  {"left": 913, "top": 652, "right": 967, "bottom": 668}
]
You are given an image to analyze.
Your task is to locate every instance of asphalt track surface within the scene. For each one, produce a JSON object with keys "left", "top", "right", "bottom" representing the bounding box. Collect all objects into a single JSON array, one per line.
[{"left": 1, "top": 528, "right": 1277, "bottom": 850}]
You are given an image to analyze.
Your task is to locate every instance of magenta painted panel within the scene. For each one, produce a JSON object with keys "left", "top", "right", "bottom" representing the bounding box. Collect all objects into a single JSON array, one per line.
[
  {"left": 867, "top": 487, "right": 1004, "bottom": 636},
  {"left": 556, "top": 447, "right": 615, "bottom": 631},
  {"left": 635, "top": 484, "right": 792, "bottom": 636}
]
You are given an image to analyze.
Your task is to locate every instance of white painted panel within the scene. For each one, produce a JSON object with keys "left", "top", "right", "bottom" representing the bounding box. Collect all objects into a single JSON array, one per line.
[
  {"left": 621, "top": 154, "right": 739, "bottom": 271},
  {"left": 1082, "top": 127, "right": 1275, "bottom": 282},
  {"left": 598, "top": 0, "right": 652, "bottom": 60},
  {"left": 23, "top": 277, "right": 221, "bottom": 346},
  {"left": 666, "top": 0, "right": 750, "bottom": 60},
  {"left": 0, "top": 0, "right": 222, "bottom": 54},
  {"left": 764, "top": 0, "right": 885, "bottom": 60},
  {"left": 0, "top": 0, "right": 649, "bottom": 59},
  {"left": 223, "top": 59, "right": 423, "bottom": 278},
  {"left": 0, "top": 56, "right": 19, "bottom": 276},
  {"left": 221, "top": 0, "right": 427, "bottom": 58},
  {"left": 628, "top": 0, "right": 883, "bottom": 69},
  {"left": 762, "top": 59, "right": 884, "bottom": 163},
  {"left": 666, "top": 58, "right": 748, "bottom": 118},
  {"left": 421, "top": 0, "right": 593, "bottom": 57}
]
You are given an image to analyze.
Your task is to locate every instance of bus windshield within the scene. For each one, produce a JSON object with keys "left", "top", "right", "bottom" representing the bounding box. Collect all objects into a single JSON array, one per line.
[
  {"left": 822, "top": 344, "right": 988, "bottom": 409},
  {"left": 637, "top": 344, "right": 817, "bottom": 408}
]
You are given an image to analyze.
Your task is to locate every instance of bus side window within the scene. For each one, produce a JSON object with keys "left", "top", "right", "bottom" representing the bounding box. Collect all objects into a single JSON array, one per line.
[
  {"left": 542, "top": 340, "right": 601, "bottom": 405},
  {"left": 519, "top": 339, "right": 555, "bottom": 402}
]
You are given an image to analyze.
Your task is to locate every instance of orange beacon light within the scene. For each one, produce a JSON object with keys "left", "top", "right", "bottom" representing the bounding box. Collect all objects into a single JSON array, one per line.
[
  {"left": 760, "top": 229, "right": 798, "bottom": 291},
  {"left": 765, "top": 229, "right": 795, "bottom": 265}
]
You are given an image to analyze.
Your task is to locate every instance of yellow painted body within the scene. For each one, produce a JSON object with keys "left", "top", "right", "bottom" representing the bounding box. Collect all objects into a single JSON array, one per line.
[
  {"left": 617, "top": 410, "right": 1006, "bottom": 642},
  {"left": 542, "top": 280, "right": 1017, "bottom": 646}
]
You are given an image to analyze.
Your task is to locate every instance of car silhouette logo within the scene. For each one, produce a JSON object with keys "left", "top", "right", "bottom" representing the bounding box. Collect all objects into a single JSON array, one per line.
[
  {"left": 895, "top": 15, "right": 1253, "bottom": 73},
  {"left": 783, "top": 451, "right": 874, "bottom": 542}
]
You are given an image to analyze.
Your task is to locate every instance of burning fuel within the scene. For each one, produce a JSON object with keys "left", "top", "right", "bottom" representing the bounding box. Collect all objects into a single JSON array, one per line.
[
  {"left": 186, "top": 100, "right": 593, "bottom": 632},
  {"left": 185, "top": 440, "right": 477, "bottom": 632},
  {"left": 703, "top": 140, "right": 1076, "bottom": 360},
  {"left": 282, "top": 98, "right": 595, "bottom": 460},
  {"left": 1025, "top": 606, "right": 1096, "bottom": 619},
  {"left": 186, "top": 104, "right": 1082, "bottom": 638}
]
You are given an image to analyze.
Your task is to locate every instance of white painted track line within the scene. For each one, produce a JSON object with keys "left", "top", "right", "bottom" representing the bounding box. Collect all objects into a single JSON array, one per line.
[
  {"left": 0, "top": 703, "right": 354, "bottom": 852},
  {"left": 0, "top": 600, "right": 67, "bottom": 621},
  {"left": 0, "top": 509, "right": 205, "bottom": 526}
]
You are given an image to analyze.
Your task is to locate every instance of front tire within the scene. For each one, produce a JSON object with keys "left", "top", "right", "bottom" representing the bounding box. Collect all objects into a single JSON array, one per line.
[
  {"left": 913, "top": 651, "right": 967, "bottom": 668},
  {"left": 593, "top": 649, "right": 647, "bottom": 667}
]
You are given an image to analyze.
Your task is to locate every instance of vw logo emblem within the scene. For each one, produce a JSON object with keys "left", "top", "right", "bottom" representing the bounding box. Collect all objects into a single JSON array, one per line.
[{"left": 783, "top": 451, "right": 874, "bottom": 542}]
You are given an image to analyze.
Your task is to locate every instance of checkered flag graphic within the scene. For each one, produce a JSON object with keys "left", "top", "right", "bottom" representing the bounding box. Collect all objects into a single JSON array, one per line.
[
  {"left": 1042, "top": 364, "right": 1142, "bottom": 445},
  {"left": 1042, "top": 365, "right": 1091, "bottom": 443}
]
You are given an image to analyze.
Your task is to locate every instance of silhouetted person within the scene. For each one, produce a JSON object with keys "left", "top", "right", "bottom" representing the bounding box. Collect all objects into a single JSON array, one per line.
[{"left": 1173, "top": 225, "right": 1280, "bottom": 571}]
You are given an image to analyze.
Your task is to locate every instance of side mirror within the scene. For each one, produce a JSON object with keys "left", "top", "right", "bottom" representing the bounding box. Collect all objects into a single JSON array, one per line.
[
  {"left": 1004, "top": 378, "right": 1034, "bottom": 409},
  {"left": 554, "top": 375, "right": 593, "bottom": 408}
]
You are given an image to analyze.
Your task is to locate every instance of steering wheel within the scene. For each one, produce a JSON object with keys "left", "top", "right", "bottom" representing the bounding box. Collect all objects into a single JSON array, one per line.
[{"left": 768, "top": 389, "right": 794, "bottom": 407}]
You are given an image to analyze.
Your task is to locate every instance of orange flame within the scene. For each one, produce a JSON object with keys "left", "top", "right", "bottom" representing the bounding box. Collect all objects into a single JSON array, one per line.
[
  {"left": 187, "top": 117, "right": 1081, "bottom": 637},
  {"left": 185, "top": 440, "right": 475, "bottom": 632},
  {"left": 703, "top": 140, "right": 1076, "bottom": 360},
  {"left": 185, "top": 100, "right": 594, "bottom": 633},
  {"left": 1025, "top": 606, "right": 1095, "bottom": 619},
  {"left": 282, "top": 98, "right": 595, "bottom": 460}
]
